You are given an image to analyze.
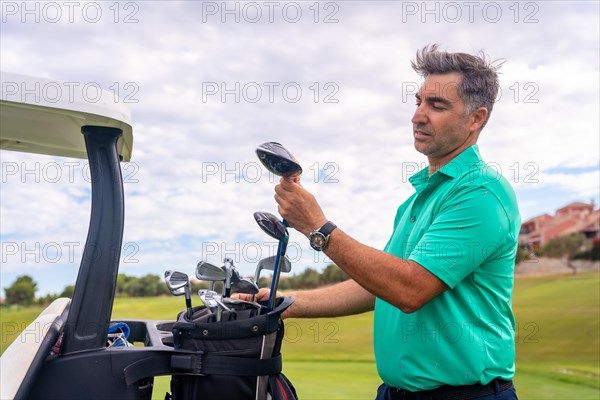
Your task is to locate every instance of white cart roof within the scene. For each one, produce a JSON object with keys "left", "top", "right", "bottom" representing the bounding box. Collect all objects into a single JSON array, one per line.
[{"left": 0, "top": 72, "right": 133, "bottom": 161}]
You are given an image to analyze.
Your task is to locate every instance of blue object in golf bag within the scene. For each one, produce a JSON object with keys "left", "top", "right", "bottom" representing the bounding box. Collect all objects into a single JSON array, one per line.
[{"left": 108, "top": 322, "right": 131, "bottom": 347}]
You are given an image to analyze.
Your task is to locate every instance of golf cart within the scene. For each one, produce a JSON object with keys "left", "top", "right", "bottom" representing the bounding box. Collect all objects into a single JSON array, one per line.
[
  {"left": 0, "top": 72, "right": 179, "bottom": 399},
  {"left": 0, "top": 73, "right": 295, "bottom": 400}
]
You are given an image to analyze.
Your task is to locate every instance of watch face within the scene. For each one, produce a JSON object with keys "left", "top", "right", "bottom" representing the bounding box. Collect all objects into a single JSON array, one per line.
[
  {"left": 313, "top": 235, "right": 326, "bottom": 247},
  {"left": 310, "top": 221, "right": 336, "bottom": 251},
  {"left": 310, "top": 232, "right": 327, "bottom": 250}
]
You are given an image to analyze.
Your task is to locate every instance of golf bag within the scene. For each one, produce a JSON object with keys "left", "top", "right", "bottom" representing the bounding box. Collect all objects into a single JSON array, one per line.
[{"left": 168, "top": 296, "right": 297, "bottom": 400}]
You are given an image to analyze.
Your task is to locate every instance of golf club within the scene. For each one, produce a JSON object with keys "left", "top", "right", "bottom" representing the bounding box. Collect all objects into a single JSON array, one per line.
[
  {"left": 164, "top": 270, "right": 193, "bottom": 319},
  {"left": 255, "top": 142, "right": 302, "bottom": 180},
  {"left": 228, "top": 265, "right": 242, "bottom": 287},
  {"left": 253, "top": 211, "right": 289, "bottom": 311},
  {"left": 254, "top": 255, "right": 292, "bottom": 283},
  {"left": 255, "top": 142, "right": 302, "bottom": 311},
  {"left": 254, "top": 211, "right": 288, "bottom": 239},
  {"left": 252, "top": 255, "right": 292, "bottom": 302},
  {"left": 198, "top": 289, "right": 218, "bottom": 313},
  {"left": 230, "top": 278, "right": 259, "bottom": 296},
  {"left": 212, "top": 294, "right": 232, "bottom": 321},
  {"left": 196, "top": 261, "right": 226, "bottom": 291},
  {"left": 255, "top": 141, "right": 302, "bottom": 228},
  {"left": 222, "top": 298, "right": 262, "bottom": 311},
  {"left": 198, "top": 289, "right": 231, "bottom": 322},
  {"left": 222, "top": 257, "right": 238, "bottom": 298}
]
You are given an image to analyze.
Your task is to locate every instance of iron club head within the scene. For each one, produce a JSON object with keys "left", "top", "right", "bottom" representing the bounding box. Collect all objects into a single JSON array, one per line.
[
  {"left": 164, "top": 270, "right": 193, "bottom": 319},
  {"left": 164, "top": 270, "right": 190, "bottom": 296},
  {"left": 196, "top": 261, "right": 226, "bottom": 291},
  {"left": 254, "top": 255, "right": 292, "bottom": 283}
]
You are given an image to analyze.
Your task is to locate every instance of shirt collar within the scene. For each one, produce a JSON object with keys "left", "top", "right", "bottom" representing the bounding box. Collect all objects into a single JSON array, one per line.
[{"left": 408, "top": 145, "right": 483, "bottom": 192}]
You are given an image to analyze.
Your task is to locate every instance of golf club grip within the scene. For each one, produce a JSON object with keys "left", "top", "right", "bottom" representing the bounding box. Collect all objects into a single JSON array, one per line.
[{"left": 186, "top": 298, "right": 193, "bottom": 319}]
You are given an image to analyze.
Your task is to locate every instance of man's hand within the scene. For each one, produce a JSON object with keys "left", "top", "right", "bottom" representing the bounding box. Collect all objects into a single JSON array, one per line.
[
  {"left": 235, "top": 289, "right": 293, "bottom": 319},
  {"left": 274, "top": 177, "right": 327, "bottom": 236},
  {"left": 236, "top": 288, "right": 270, "bottom": 303}
]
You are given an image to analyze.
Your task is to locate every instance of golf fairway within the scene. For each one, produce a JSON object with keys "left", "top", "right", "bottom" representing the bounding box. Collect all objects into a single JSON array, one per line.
[{"left": 1, "top": 272, "right": 598, "bottom": 399}]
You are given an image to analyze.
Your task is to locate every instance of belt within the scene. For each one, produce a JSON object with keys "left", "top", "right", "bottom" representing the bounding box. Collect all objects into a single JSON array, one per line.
[{"left": 388, "top": 378, "right": 513, "bottom": 400}]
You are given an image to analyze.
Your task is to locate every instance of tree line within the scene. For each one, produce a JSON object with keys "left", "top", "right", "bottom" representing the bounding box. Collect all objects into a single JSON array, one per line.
[
  {"left": 2, "top": 264, "right": 349, "bottom": 307},
  {"left": 516, "top": 233, "right": 600, "bottom": 264},
  {"left": 6, "top": 236, "right": 598, "bottom": 307}
]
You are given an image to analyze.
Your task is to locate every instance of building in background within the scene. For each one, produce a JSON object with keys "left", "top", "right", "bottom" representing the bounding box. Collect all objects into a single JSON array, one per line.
[{"left": 519, "top": 201, "right": 600, "bottom": 251}]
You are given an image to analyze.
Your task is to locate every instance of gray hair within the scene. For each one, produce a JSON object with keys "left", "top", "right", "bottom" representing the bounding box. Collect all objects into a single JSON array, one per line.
[{"left": 411, "top": 44, "right": 504, "bottom": 129}]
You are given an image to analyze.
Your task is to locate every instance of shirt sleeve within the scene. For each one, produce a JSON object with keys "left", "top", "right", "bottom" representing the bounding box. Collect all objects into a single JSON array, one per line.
[{"left": 407, "top": 185, "right": 512, "bottom": 288}]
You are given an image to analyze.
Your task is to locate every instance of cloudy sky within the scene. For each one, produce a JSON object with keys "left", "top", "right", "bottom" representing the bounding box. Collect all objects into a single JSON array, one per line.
[{"left": 1, "top": 1, "right": 599, "bottom": 297}]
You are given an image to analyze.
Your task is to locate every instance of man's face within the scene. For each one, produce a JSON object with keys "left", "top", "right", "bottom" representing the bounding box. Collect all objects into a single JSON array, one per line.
[{"left": 412, "top": 73, "right": 479, "bottom": 167}]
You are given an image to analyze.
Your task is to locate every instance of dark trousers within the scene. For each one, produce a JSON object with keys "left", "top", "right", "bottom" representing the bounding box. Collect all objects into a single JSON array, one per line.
[{"left": 375, "top": 380, "right": 517, "bottom": 400}]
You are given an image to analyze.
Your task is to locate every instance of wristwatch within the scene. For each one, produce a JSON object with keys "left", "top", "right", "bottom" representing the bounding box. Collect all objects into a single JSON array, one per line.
[{"left": 309, "top": 221, "right": 337, "bottom": 251}]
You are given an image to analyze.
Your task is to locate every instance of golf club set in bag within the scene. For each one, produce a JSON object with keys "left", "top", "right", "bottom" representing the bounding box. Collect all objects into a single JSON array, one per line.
[{"left": 162, "top": 143, "right": 302, "bottom": 400}]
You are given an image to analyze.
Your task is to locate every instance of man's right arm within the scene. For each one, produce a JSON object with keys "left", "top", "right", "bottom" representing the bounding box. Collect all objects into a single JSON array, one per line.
[{"left": 252, "top": 279, "right": 376, "bottom": 319}]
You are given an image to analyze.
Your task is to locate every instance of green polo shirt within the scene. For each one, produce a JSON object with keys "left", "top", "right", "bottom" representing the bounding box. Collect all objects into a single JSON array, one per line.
[{"left": 374, "top": 145, "right": 521, "bottom": 391}]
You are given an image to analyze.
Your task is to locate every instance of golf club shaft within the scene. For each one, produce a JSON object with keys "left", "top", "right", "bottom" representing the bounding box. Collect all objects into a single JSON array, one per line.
[
  {"left": 224, "top": 272, "right": 231, "bottom": 298},
  {"left": 266, "top": 218, "right": 289, "bottom": 310},
  {"left": 267, "top": 237, "right": 288, "bottom": 312},
  {"left": 252, "top": 265, "right": 261, "bottom": 302}
]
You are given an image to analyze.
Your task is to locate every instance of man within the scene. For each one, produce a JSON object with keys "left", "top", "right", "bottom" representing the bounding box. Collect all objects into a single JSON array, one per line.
[{"left": 256, "top": 45, "right": 520, "bottom": 399}]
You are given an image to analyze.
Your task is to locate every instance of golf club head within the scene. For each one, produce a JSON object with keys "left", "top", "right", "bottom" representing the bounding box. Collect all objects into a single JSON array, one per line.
[
  {"left": 198, "top": 290, "right": 219, "bottom": 313},
  {"left": 253, "top": 211, "right": 289, "bottom": 241},
  {"left": 164, "top": 270, "right": 189, "bottom": 296},
  {"left": 256, "top": 142, "right": 302, "bottom": 178},
  {"left": 258, "top": 255, "right": 292, "bottom": 274},
  {"left": 228, "top": 267, "right": 242, "bottom": 284},
  {"left": 231, "top": 278, "right": 259, "bottom": 295},
  {"left": 212, "top": 294, "right": 232, "bottom": 312},
  {"left": 254, "top": 255, "right": 292, "bottom": 303},
  {"left": 223, "top": 298, "right": 262, "bottom": 310},
  {"left": 201, "top": 290, "right": 231, "bottom": 321},
  {"left": 224, "top": 259, "right": 238, "bottom": 278},
  {"left": 196, "top": 261, "right": 226, "bottom": 282}
]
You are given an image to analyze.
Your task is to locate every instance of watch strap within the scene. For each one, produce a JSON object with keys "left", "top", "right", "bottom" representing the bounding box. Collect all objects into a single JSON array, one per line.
[{"left": 318, "top": 221, "right": 337, "bottom": 236}]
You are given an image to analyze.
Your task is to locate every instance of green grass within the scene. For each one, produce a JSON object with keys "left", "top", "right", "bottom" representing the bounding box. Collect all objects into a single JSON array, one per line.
[
  {"left": 2, "top": 272, "right": 599, "bottom": 399},
  {"left": 0, "top": 304, "right": 45, "bottom": 353},
  {"left": 284, "top": 361, "right": 380, "bottom": 399},
  {"left": 512, "top": 272, "right": 600, "bottom": 399},
  {"left": 281, "top": 313, "right": 375, "bottom": 362},
  {"left": 112, "top": 295, "right": 183, "bottom": 320},
  {"left": 514, "top": 273, "right": 599, "bottom": 366}
]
